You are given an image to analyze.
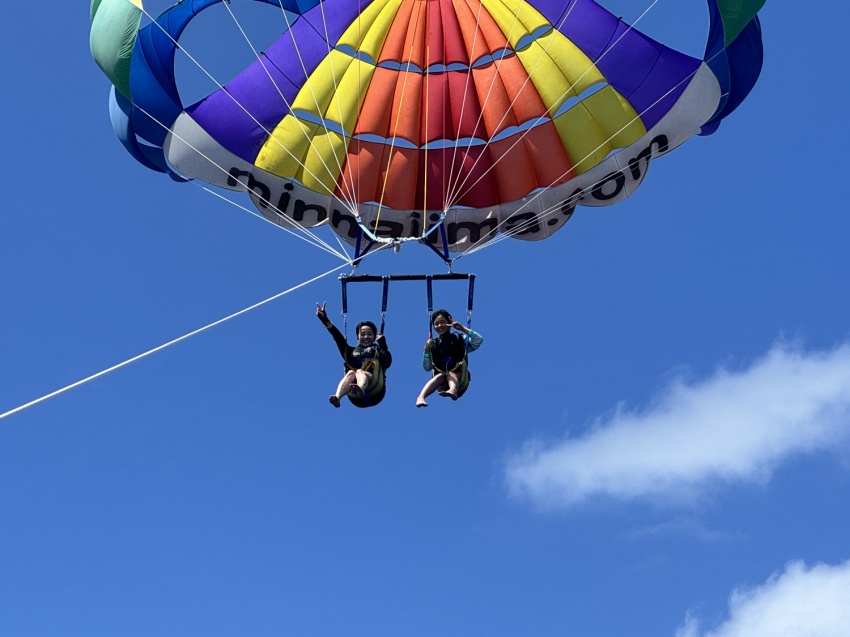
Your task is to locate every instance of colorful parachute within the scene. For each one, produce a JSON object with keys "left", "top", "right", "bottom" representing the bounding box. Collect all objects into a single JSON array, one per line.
[{"left": 91, "top": 0, "right": 765, "bottom": 255}]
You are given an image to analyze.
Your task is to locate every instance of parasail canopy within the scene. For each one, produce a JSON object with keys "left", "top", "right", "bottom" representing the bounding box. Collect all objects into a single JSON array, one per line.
[{"left": 91, "top": 0, "right": 766, "bottom": 255}]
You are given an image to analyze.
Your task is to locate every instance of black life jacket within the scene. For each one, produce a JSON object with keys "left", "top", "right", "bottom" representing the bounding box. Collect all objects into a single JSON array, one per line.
[{"left": 430, "top": 332, "right": 466, "bottom": 373}]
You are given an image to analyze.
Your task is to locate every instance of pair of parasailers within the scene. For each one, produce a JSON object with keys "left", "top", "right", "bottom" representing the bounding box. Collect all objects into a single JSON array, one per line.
[{"left": 315, "top": 303, "right": 483, "bottom": 408}]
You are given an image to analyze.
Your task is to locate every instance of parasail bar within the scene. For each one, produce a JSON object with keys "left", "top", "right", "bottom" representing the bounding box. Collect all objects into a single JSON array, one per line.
[{"left": 339, "top": 273, "right": 474, "bottom": 283}]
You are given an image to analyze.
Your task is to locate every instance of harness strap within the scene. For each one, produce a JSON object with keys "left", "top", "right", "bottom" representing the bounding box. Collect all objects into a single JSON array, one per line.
[
  {"left": 426, "top": 275, "right": 434, "bottom": 338},
  {"left": 379, "top": 276, "right": 389, "bottom": 334},
  {"left": 340, "top": 274, "right": 349, "bottom": 339},
  {"left": 466, "top": 274, "right": 476, "bottom": 328},
  {"left": 439, "top": 223, "right": 450, "bottom": 264}
]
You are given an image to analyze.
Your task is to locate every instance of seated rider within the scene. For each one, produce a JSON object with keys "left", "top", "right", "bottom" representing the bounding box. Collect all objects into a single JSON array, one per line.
[
  {"left": 317, "top": 302, "right": 392, "bottom": 408},
  {"left": 415, "top": 309, "right": 483, "bottom": 408}
]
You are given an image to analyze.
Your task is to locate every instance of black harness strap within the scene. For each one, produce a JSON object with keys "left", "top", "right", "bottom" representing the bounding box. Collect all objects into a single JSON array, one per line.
[
  {"left": 466, "top": 274, "right": 476, "bottom": 328},
  {"left": 379, "top": 276, "right": 389, "bottom": 334},
  {"left": 427, "top": 275, "right": 434, "bottom": 337}
]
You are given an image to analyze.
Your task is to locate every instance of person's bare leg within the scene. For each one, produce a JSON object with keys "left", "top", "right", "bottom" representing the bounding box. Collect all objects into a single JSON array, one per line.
[
  {"left": 439, "top": 371, "right": 459, "bottom": 400},
  {"left": 350, "top": 369, "right": 372, "bottom": 397},
  {"left": 331, "top": 370, "right": 357, "bottom": 406},
  {"left": 416, "top": 374, "right": 446, "bottom": 407}
]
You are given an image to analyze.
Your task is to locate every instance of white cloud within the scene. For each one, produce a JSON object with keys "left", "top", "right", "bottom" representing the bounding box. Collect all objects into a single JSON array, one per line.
[
  {"left": 505, "top": 342, "right": 850, "bottom": 508},
  {"left": 676, "top": 560, "right": 850, "bottom": 637},
  {"left": 623, "top": 516, "right": 739, "bottom": 543}
]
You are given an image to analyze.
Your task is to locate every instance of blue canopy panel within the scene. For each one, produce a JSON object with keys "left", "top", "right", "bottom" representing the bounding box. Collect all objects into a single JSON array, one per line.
[
  {"left": 700, "top": 0, "right": 765, "bottom": 135},
  {"left": 119, "top": 0, "right": 320, "bottom": 177}
]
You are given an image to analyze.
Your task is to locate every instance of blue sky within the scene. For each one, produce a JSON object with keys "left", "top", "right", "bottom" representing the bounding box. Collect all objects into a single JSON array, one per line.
[{"left": 2, "top": 2, "right": 850, "bottom": 636}]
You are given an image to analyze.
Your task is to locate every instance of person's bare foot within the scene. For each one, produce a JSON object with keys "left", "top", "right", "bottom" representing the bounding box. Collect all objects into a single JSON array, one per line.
[
  {"left": 328, "top": 395, "right": 341, "bottom": 408},
  {"left": 348, "top": 385, "right": 364, "bottom": 398},
  {"left": 415, "top": 397, "right": 428, "bottom": 408}
]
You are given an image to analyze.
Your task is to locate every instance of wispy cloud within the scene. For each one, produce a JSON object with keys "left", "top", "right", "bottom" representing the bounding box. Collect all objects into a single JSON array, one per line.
[
  {"left": 505, "top": 342, "right": 850, "bottom": 509},
  {"left": 623, "top": 517, "right": 740, "bottom": 543},
  {"left": 676, "top": 560, "right": 850, "bottom": 637}
]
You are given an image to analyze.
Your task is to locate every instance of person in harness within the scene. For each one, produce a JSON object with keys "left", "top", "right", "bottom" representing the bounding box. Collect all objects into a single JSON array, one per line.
[
  {"left": 415, "top": 309, "right": 483, "bottom": 408},
  {"left": 317, "top": 302, "right": 392, "bottom": 408}
]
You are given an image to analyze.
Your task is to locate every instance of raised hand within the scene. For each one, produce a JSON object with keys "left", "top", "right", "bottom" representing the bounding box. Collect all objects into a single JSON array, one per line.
[{"left": 316, "top": 301, "right": 330, "bottom": 325}]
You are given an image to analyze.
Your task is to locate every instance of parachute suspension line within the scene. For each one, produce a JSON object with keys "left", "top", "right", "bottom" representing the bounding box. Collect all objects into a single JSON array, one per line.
[
  {"left": 417, "top": 16, "right": 453, "bottom": 271},
  {"left": 198, "top": 185, "right": 350, "bottom": 261},
  {"left": 137, "top": 4, "right": 340, "bottom": 204},
  {"left": 131, "top": 5, "right": 350, "bottom": 255},
  {"left": 272, "top": 2, "right": 359, "bottom": 209},
  {"left": 423, "top": 15, "right": 430, "bottom": 234},
  {"left": 444, "top": 0, "right": 484, "bottom": 214},
  {"left": 102, "top": 7, "right": 346, "bottom": 259},
  {"left": 0, "top": 263, "right": 348, "bottom": 424},
  {"left": 120, "top": 96, "right": 348, "bottom": 261},
  {"left": 373, "top": 0, "right": 429, "bottom": 234},
  {"left": 441, "top": 14, "right": 448, "bottom": 218},
  {"left": 447, "top": 0, "right": 664, "bottom": 208},
  {"left": 330, "top": 227, "right": 355, "bottom": 264},
  {"left": 275, "top": 0, "right": 355, "bottom": 211},
  {"left": 444, "top": 2, "right": 528, "bottom": 208},
  {"left": 455, "top": 62, "right": 705, "bottom": 261},
  {"left": 453, "top": 35, "right": 694, "bottom": 260},
  {"left": 223, "top": 2, "right": 356, "bottom": 209},
  {"left": 312, "top": 0, "right": 360, "bottom": 207},
  {"left": 416, "top": 3, "right": 454, "bottom": 267},
  {"left": 459, "top": 112, "right": 684, "bottom": 254},
  {"left": 357, "top": 0, "right": 363, "bottom": 214},
  {"left": 460, "top": 114, "right": 683, "bottom": 257},
  {"left": 444, "top": 0, "right": 587, "bottom": 207}
]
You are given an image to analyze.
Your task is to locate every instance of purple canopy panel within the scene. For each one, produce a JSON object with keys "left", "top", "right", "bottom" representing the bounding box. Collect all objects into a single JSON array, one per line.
[
  {"left": 626, "top": 46, "right": 701, "bottom": 130},
  {"left": 184, "top": 0, "right": 382, "bottom": 163},
  {"left": 548, "top": 0, "right": 620, "bottom": 60},
  {"left": 300, "top": 0, "right": 375, "bottom": 46},
  {"left": 551, "top": 0, "right": 701, "bottom": 130},
  {"left": 185, "top": 5, "right": 345, "bottom": 164}
]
